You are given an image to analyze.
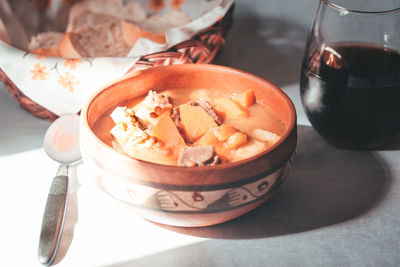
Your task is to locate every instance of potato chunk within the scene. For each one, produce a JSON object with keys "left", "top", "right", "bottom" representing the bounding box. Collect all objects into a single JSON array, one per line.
[
  {"left": 229, "top": 140, "right": 266, "bottom": 161},
  {"left": 251, "top": 128, "right": 281, "bottom": 145}
]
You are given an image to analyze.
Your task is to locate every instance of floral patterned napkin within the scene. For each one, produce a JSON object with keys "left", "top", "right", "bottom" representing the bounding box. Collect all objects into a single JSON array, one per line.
[{"left": 0, "top": 0, "right": 234, "bottom": 116}]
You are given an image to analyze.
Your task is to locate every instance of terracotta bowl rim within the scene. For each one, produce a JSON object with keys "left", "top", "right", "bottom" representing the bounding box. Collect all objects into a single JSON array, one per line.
[{"left": 80, "top": 64, "right": 297, "bottom": 172}]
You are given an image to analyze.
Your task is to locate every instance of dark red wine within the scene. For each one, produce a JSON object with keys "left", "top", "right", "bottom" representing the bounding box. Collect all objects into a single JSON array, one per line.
[{"left": 301, "top": 43, "right": 400, "bottom": 149}]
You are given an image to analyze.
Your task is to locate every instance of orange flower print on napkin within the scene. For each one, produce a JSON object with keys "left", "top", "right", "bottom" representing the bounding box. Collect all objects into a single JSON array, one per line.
[
  {"left": 171, "top": 0, "right": 185, "bottom": 10},
  {"left": 35, "top": 54, "right": 48, "bottom": 60},
  {"left": 58, "top": 72, "right": 79, "bottom": 92},
  {"left": 64, "top": 58, "right": 81, "bottom": 70},
  {"left": 148, "top": 0, "right": 165, "bottom": 12},
  {"left": 30, "top": 63, "right": 49, "bottom": 81}
]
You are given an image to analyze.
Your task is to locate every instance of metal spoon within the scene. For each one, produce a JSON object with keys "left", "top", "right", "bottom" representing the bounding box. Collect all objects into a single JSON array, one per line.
[{"left": 39, "top": 114, "right": 81, "bottom": 266}]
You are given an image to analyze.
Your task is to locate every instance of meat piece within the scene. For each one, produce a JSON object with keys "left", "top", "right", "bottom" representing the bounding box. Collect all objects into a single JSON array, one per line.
[
  {"left": 133, "top": 115, "right": 149, "bottom": 131},
  {"left": 171, "top": 106, "right": 182, "bottom": 131},
  {"left": 189, "top": 100, "right": 221, "bottom": 124},
  {"left": 178, "top": 145, "right": 221, "bottom": 167},
  {"left": 171, "top": 106, "right": 191, "bottom": 143},
  {"left": 144, "top": 90, "right": 172, "bottom": 110}
]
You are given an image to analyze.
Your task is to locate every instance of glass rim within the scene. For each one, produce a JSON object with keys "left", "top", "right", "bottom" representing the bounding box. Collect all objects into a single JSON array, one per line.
[{"left": 322, "top": 0, "right": 400, "bottom": 14}]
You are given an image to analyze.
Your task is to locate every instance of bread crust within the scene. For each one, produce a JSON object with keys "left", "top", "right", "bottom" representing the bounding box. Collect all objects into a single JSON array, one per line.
[
  {"left": 121, "top": 20, "right": 142, "bottom": 46},
  {"left": 61, "top": 21, "right": 131, "bottom": 58},
  {"left": 29, "top": 32, "right": 64, "bottom": 50},
  {"left": 0, "top": 18, "right": 10, "bottom": 44},
  {"left": 59, "top": 32, "right": 82, "bottom": 58},
  {"left": 28, "top": 1, "right": 192, "bottom": 58},
  {"left": 121, "top": 20, "right": 166, "bottom": 46},
  {"left": 68, "top": 0, "right": 146, "bottom": 32},
  {"left": 29, "top": 32, "right": 64, "bottom": 57}
]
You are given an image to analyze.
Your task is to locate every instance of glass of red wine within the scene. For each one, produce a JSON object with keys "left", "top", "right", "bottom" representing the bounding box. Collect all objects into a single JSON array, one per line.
[{"left": 300, "top": 0, "right": 400, "bottom": 149}]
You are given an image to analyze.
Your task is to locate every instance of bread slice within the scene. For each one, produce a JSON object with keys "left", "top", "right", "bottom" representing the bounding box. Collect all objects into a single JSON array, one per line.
[
  {"left": 59, "top": 22, "right": 131, "bottom": 58},
  {"left": 121, "top": 20, "right": 142, "bottom": 46},
  {"left": 29, "top": 32, "right": 64, "bottom": 50},
  {"left": 68, "top": 0, "right": 124, "bottom": 25},
  {"left": 29, "top": 32, "right": 64, "bottom": 57},
  {"left": 58, "top": 33, "right": 82, "bottom": 58},
  {"left": 59, "top": 1, "right": 191, "bottom": 57},
  {"left": 67, "top": 10, "right": 121, "bottom": 32},
  {"left": 141, "top": 10, "right": 191, "bottom": 35},
  {"left": 68, "top": 0, "right": 146, "bottom": 32}
]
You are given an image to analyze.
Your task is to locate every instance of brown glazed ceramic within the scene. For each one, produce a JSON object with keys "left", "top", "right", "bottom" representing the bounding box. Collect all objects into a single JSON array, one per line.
[{"left": 80, "top": 64, "right": 297, "bottom": 227}]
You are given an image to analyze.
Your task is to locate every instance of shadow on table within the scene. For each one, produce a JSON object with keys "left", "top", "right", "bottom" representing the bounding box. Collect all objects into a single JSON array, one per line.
[
  {"left": 214, "top": 13, "right": 308, "bottom": 88},
  {"left": 106, "top": 125, "right": 391, "bottom": 267},
  {"left": 379, "top": 132, "right": 400, "bottom": 150},
  {"left": 156, "top": 125, "right": 391, "bottom": 239},
  {"left": 0, "top": 84, "right": 50, "bottom": 156}
]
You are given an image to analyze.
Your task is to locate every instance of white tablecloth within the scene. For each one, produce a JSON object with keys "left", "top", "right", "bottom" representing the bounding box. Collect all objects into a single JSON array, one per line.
[{"left": 1, "top": 0, "right": 400, "bottom": 266}]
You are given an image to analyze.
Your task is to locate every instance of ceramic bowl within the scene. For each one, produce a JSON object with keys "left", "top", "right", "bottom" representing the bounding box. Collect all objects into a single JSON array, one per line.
[{"left": 80, "top": 64, "right": 297, "bottom": 227}]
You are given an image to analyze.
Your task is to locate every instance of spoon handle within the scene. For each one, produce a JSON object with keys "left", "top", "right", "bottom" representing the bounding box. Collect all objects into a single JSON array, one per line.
[{"left": 38, "top": 166, "right": 69, "bottom": 266}]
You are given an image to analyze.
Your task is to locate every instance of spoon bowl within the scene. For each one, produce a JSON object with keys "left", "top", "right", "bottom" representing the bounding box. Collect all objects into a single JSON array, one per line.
[{"left": 43, "top": 114, "right": 81, "bottom": 164}]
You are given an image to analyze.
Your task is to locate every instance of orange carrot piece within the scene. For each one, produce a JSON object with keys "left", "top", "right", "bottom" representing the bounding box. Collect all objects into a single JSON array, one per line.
[
  {"left": 233, "top": 89, "right": 256, "bottom": 108},
  {"left": 151, "top": 112, "right": 185, "bottom": 158},
  {"left": 195, "top": 127, "right": 231, "bottom": 158},
  {"left": 224, "top": 132, "right": 248, "bottom": 149},
  {"left": 214, "top": 98, "right": 249, "bottom": 119},
  {"left": 195, "top": 127, "right": 219, "bottom": 147},
  {"left": 214, "top": 124, "right": 237, "bottom": 141}
]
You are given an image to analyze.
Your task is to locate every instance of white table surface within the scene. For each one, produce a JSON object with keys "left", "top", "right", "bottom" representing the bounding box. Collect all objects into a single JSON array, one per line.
[{"left": 1, "top": 0, "right": 400, "bottom": 266}]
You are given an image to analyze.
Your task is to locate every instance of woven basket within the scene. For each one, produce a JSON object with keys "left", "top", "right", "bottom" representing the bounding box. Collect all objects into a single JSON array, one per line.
[{"left": 0, "top": 4, "right": 234, "bottom": 121}]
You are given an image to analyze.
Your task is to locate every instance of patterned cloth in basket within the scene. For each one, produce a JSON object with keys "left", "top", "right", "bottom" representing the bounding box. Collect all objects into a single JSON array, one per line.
[{"left": 0, "top": 0, "right": 234, "bottom": 120}]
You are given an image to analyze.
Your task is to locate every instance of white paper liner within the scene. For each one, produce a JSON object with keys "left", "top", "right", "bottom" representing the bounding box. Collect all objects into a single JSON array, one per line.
[{"left": 0, "top": 0, "right": 234, "bottom": 116}]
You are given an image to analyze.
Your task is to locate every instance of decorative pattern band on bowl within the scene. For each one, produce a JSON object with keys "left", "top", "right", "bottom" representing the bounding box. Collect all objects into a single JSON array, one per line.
[{"left": 96, "top": 152, "right": 295, "bottom": 214}]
